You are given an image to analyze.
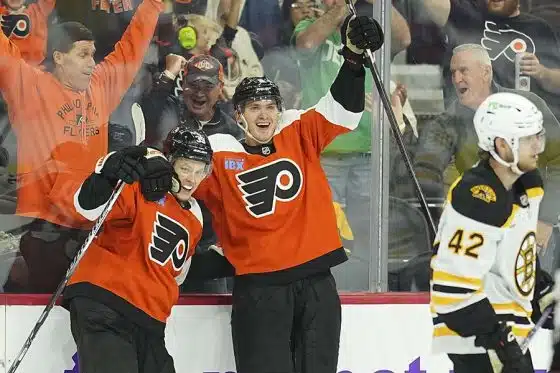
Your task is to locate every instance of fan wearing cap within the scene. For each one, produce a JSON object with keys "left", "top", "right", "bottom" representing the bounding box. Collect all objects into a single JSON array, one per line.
[
  {"left": 0, "top": 0, "right": 55, "bottom": 65},
  {"left": 142, "top": 54, "right": 242, "bottom": 149},
  {"left": 0, "top": 0, "right": 165, "bottom": 293}
]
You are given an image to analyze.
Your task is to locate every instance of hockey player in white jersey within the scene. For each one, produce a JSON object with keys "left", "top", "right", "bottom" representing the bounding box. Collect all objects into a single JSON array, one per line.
[{"left": 430, "top": 92, "right": 555, "bottom": 373}]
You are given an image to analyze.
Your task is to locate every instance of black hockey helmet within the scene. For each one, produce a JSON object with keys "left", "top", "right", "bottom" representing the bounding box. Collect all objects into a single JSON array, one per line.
[
  {"left": 163, "top": 126, "right": 213, "bottom": 165},
  {"left": 232, "top": 76, "right": 283, "bottom": 111}
]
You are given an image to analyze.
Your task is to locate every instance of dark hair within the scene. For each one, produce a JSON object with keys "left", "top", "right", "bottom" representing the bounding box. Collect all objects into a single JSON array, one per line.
[
  {"left": 478, "top": 149, "right": 491, "bottom": 162},
  {"left": 45, "top": 22, "right": 94, "bottom": 66}
]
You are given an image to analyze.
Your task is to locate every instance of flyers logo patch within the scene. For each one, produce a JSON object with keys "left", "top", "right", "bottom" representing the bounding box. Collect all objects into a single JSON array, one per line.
[
  {"left": 1, "top": 14, "right": 30, "bottom": 38},
  {"left": 481, "top": 21, "right": 536, "bottom": 62},
  {"left": 149, "top": 212, "right": 190, "bottom": 271},
  {"left": 236, "top": 158, "right": 303, "bottom": 218}
]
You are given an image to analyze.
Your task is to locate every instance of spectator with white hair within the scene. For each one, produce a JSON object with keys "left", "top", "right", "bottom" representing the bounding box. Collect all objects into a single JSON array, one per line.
[
  {"left": 410, "top": 43, "right": 560, "bottom": 273},
  {"left": 422, "top": 0, "right": 560, "bottom": 119}
]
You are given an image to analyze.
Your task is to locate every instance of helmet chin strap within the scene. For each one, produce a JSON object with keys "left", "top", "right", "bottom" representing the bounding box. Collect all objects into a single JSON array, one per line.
[
  {"left": 236, "top": 112, "right": 280, "bottom": 145},
  {"left": 489, "top": 140, "right": 524, "bottom": 176}
]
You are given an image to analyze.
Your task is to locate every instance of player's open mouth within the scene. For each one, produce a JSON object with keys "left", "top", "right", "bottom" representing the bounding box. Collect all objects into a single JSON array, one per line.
[
  {"left": 256, "top": 121, "right": 270, "bottom": 128},
  {"left": 458, "top": 87, "right": 468, "bottom": 95},
  {"left": 182, "top": 184, "right": 193, "bottom": 191}
]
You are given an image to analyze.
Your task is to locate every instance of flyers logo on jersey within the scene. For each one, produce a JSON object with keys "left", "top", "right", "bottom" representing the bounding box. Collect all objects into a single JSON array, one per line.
[
  {"left": 1, "top": 14, "right": 30, "bottom": 38},
  {"left": 148, "top": 212, "right": 190, "bottom": 271},
  {"left": 236, "top": 158, "right": 303, "bottom": 218}
]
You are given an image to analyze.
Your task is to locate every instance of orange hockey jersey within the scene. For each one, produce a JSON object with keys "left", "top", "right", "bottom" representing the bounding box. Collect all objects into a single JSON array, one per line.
[
  {"left": 0, "top": 0, "right": 55, "bottom": 65},
  {"left": 0, "top": 0, "right": 163, "bottom": 228},
  {"left": 66, "top": 182, "right": 203, "bottom": 330},
  {"left": 194, "top": 84, "right": 363, "bottom": 278}
]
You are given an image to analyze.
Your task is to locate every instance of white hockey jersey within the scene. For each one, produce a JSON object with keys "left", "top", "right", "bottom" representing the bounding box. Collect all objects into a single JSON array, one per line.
[{"left": 430, "top": 160, "right": 543, "bottom": 354}]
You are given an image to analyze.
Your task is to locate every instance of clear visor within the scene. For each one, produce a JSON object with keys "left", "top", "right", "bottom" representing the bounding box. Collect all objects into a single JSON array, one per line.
[{"left": 519, "top": 128, "right": 546, "bottom": 154}]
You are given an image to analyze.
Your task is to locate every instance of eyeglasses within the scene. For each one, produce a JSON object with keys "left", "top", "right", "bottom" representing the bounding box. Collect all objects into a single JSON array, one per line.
[
  {"left": 184, "top": 80, "right": 218, "bottom": 93},
  {"left": 291, "top": 1, "right": 314, "bottom": 9}
]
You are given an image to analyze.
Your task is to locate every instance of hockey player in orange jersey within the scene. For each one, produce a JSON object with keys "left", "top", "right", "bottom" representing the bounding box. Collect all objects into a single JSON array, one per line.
[
  {"left": 190, "top": 14, "right": 384, "bottom": 373},
  {"left": 0, "top": 0, "right": 165, "bottom": 293},
  {"left": 63, "top": 127, "right": 231, "bottom": 373},
  {"left": 0, "top": 0, "right": 55, "bottom": 65}
]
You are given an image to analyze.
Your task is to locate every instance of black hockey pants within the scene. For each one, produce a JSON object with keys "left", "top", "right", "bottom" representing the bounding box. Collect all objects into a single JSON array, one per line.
[
  {"left": 231, "top": 270, "right": 341, "bottom": 373},
  {"left": 69, "top": 297, "right": 175, "bottom": 373}
]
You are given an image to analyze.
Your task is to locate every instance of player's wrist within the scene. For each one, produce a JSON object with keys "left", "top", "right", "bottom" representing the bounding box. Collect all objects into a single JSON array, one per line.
[{"left": 338, "top": 47, "right": 366, "bottom": 69}]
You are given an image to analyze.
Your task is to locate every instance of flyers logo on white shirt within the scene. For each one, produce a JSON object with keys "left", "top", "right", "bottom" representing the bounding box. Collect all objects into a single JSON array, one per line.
[{"left": 481, "top": 21, "right": 536, "bottom": 62}]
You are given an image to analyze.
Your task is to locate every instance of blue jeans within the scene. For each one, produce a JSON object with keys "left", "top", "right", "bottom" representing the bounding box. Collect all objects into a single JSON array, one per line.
[{"left": 321, "top": 153, "right": 371, "bottom": 291}]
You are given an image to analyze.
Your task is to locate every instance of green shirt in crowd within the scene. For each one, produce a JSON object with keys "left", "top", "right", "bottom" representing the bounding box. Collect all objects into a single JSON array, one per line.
[{"left": 292, "top": 18, "right": 374, "bottom": 154}]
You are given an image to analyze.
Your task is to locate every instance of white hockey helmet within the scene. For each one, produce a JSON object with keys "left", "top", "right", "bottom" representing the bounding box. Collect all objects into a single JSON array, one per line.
[{"left": 473, "top": 92, "right": 544, "bottom": 174}]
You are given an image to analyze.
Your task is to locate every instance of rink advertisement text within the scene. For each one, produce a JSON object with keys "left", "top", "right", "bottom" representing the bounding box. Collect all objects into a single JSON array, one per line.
[
  {"left": 1, "top": 300, "right": 554, "bottom": 373},
  {"left": 203, "top": 357, "right": 551, "bottom": 373}
]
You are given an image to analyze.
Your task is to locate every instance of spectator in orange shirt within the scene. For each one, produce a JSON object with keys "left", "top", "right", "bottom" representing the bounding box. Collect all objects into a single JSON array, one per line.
[
  {"left": 0, "top": 0, "right": 165, "bottom": 292},
  {"left": 0, "top": 0, "right": 55, "bottom": 65}
]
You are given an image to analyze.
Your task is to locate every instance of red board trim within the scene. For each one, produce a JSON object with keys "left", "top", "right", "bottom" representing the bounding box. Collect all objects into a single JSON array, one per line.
[{"left": 0, "top": 293, "right": 429, "bottom": 306}]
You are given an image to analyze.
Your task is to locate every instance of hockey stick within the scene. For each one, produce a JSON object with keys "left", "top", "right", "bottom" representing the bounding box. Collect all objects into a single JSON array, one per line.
[
  {"left": 6, "top": 180, "right": 125, "bottom": 373},
  {"left": 344, "top": 0, "right": 436, "bottom": 236},
  {"left": 490, "top": 306, "right": 553, "bottom": 373},
  {"left": 132, "top": 102, "right": 146, "bottom": 146},
  {"left": 7, "top": 109, "right": 147, "bottom": 373},
  {"left": 520, "top": 305, "right": 553, "bottom": 354}
]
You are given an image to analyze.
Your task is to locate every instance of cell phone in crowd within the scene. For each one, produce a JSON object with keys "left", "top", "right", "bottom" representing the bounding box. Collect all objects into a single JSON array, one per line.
[{"left": 515, "top": 52, "right": 531, "bottom": 91}]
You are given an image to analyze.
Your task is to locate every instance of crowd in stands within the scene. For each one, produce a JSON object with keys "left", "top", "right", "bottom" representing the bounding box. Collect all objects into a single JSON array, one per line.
[{"left": 0, "top": 0, "right": 558, "bottom": 294}]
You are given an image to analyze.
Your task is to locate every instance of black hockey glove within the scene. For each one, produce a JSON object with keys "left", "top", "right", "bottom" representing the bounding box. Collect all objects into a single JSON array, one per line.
[
  {"left": 474, "top": 322, "right": 533, "bottom": 373},
  {"left": 339, "top": 15, "right": 384, "bottom": 67},
  {"left": 532, "top": 264, "right": 555, "bottom": 329},
  {"left": 140, "top": 150, "right": 174, "bottom": 202},
  {"left": 95, "top": 146, "right": 147, "bottom": 185}
]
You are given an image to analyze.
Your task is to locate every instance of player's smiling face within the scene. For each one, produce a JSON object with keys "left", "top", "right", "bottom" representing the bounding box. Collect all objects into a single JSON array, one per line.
[
  {"left": 172, "top": 158, "right": 210, "bottom": 202},
  {"left": 240, "top": 99, "right": 280, "bottom": 146}
]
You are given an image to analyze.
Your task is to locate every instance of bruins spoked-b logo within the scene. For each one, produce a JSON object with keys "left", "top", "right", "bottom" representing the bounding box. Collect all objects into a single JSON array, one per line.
[
  {"left": 236, "top": 158, "right": 303, "bottom": 218},
  {"left": 515, "top": 232, "right": 536, "bottom": 296},
  {"left": 1, "top": 14, "right": 30, "bottom": 38},
  {"left": 149, "top": 212, "right": 190, "bottom": 271}
]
